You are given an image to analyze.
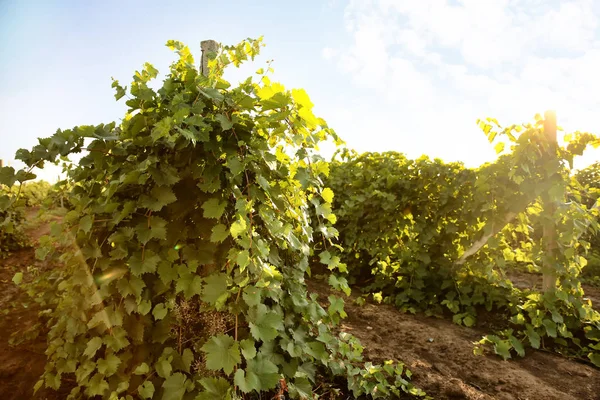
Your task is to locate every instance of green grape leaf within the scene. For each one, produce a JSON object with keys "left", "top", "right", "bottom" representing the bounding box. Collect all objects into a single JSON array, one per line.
[
  {"left": 463, "top": 315, "right": 476, "bottom": 327},
  {"left": 215, "top": 114, "right": 233, "bottom": 131},
  {"left": 234, "top": 355, "right": 279, "bottom": 393},
  {"left": 182, "top": 348, "right": 194, "bottom": 373},
  {"left": 138, "top": 299, "right": 152, "bottom": 316},
  {"left": 134, "top": 362, "right": 150, "bottom": 375},
  {"left": 129, "top": 250, "right": 161, "bottom": 275},
  {"left": 155, "top": 357, "right": 173, "bottom": 378},
  {"left": 177, "top": 274, "right": 203, "bottom": 300},
  {"left": 161, "top": 372, "right": 187, "bottom": 400},
  {"left": 327, "top": 295, "right": 347, "bottom": 318},
  {"left": 138, "top": 381, "right": 155, "bottom": 399},
  {"left": 116, "top": 276, "right": 146, "bottom": 299},
  {"left": 543, "top": 319, "right": 557, "bottom": 338},
  {"left": 201, "top": 273, "right": 229, "bottom": 306},
  {"left": 153, "top": 303, "right": 168, "bottom": 320},
  {"left": 157, "top": 261, "right": 178, "bottom": 285},
  {"left": 12, "top": 272, "right": 23, "bottom": 285},
  {"left": 75, "top": 360, "right": 96, "bottom": 383},
  {"left": 526, "top": 325, "right": 541, "bottom": 349},
  {"left": 79, "top": 215, "right": 93, "bottom": 233},
  {"left": 236, "top": 250, "right": 250, "bottom": 270},
  {"left": 493, "top": 340, "right": 512, "bottom": 360},
  {"left": 151, "top": 116, "right": 173, "bottom": 141},
  {"left": 328, "top": 274, "right": 351, "bottom": 296},
  {"left": 116, "top": 381, "right": 129, "bottom": 394},
  {"left": 97, "top": 353, "right": 121, "bottom": 376},
  {"left": 240, "top": 338, "right": 257, "bottom": 360},
  {"left": 289, "top": 377, "right": 312, "bottom": 399},
  {"left": 321, "top": 187, "right": 334, "bottom": 203},
  {"left": 83, "top": 337, "right": 103, "bottom": 358},
  {"left": 210, "top": 223, "right": 229, "bottom": 243},
  {"left": 230, "top": 219, "right": 247, "bottom": 238},
  {"left": 494, "top": 142, "right": 505, "bottom": 154},
  {"left": 86, "top": 373, "right": 109, "bottom": 397},
  {"left": 202, "top": 198, "right": 227, "bottom": 219},
  {"left": 200, "top": 334, "right": 241, "bottom": 375},
  {"left": 234, "top": 369, "right": 260, "bottom": 393},
  {"left": 243, "top": 286, "right": 262, "bottom": 307},
  {"left": 249, "top": 304, "right": 284, "bottom": 342},
  {"left": 509, "top": 336, "right": 525, "bottom": 357},
  {"left": 0, "top": 166, "right": 16, "bottom": 186},
  {"left": 104, "top": 327, "right": 130, "bottom": 352},
  {"left": 142, "top": 186, "right": 177, "bottom": 211},
  {"left": 136, "top": 216, "right": 168, "bottom": 244},
  {"left": 226, "top": 157, "right": 243, "bottom": 176},
  {"left": 196, "top": 377, "right": 232, "bottom": 400},
  {"left": 111, "top": 78, "right": 126, "bottom": 100}
]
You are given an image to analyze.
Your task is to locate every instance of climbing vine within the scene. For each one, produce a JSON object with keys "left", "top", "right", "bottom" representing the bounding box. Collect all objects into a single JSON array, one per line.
[
  {"left": 2, "top": 39, "right": 426, "bottom": 399},
  {"left": 573, "top": 162, "right": 600, "bottom": 286},
  {"left": 0, "top": 172, "right": 32, "bottom": 256},
  {"left": 327, "top": 115, "right": 600, "bottom": 367}
]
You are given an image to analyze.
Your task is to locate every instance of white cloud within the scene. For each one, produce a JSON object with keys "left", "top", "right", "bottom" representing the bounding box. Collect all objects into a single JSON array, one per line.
[
  {"left": 321, "top": 0, "right": 600, "bottom": 168},
  {"left": 321, "top": 47, "right": 338, "bottom": 60}
]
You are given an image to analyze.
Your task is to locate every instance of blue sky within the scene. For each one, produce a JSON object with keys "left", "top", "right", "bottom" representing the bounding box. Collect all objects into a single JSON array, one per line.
[{"left": 1, "top": 0, "right": 599, "bottom": 182}]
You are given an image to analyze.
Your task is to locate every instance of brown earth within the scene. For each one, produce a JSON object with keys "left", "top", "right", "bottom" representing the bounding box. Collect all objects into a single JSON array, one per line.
[
  {"left": 1, "top": 211, "right": 600, "bottom": 400},
  {"left": 308, "top": 279, "right": 600, "bottom": 400}
]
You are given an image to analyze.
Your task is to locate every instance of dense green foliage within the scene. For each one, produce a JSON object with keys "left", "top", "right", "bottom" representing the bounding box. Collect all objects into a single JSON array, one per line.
[
  {"left": 0, "top": 183, "right": 29, "bottom": 256},
  {"left": 18, "top": 180, "right": 52, "bottom": 207},
  {"left": 327, "top": 151, "right": 506, "bottom": 315},
  {"left": 327, "top": 116, "right": 600, "bottom": 366},
  {"left": 574, "top": 162, "right": 600, "bottom": 286},
  {"left": 1, "top": 39, "right": 427, "bottom": 399},
  {"left": 0, "top": 180, "right": 66, "bottom": 256},
  {"left": 575, "top": 162, "right": 600, "bottom": 208},
  {"left": 45, "top": 178, "right": 75, "bottom": 210}
]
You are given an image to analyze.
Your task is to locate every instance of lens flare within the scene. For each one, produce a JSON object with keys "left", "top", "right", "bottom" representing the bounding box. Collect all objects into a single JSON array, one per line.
[{"left": 95, "top": 268, "right": 127, "bottom": 285}]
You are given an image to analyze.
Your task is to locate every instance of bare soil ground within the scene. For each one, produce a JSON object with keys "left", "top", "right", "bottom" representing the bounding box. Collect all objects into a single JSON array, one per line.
[
  {"left": 308, "top": 280, "right": 600, "bottom": 400},
  {"left": 1, "top": 211, "right": 599, "bottom": 400}
]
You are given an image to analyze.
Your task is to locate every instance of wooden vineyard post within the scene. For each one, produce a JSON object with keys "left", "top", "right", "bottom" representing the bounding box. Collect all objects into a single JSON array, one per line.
[
  {"left": 58, "top": 175, "right": 64, "bottom": 209},
  {"left": 541, "top": 110, "right": 559, "bottom": 293},
  {"left": 0, "top": 159, "right": 3, "bottom": 168},
  {"left": 200, "top": 40, "right": 219, "bottom": 77}
]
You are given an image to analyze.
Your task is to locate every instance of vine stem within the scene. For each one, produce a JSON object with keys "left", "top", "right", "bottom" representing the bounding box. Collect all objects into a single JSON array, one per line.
[
  {"left": 178, "top": 325, "right": 182, "bottom": 354},
  {"left": 233, "top": 287, "right": 242, "bottom": 392},
  {"left": 234, "top": 287, "right": 242, "bottom": 342}
]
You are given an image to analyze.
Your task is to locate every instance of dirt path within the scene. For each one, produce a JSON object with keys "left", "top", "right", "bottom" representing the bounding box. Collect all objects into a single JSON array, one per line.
[{"left": 309, "top": 280, "right": 600, "bottom": 400}]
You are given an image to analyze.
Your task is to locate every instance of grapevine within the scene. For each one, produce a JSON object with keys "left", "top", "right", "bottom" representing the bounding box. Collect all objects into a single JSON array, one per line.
[
  {"left": 1, "top": 39, "right": 426, "bottom": 399},
  {"left": 327, "top": 115, "right": 600, "bottom": 366}
]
